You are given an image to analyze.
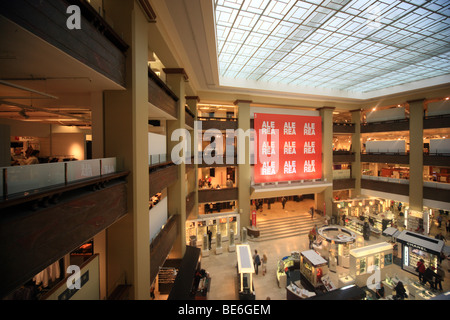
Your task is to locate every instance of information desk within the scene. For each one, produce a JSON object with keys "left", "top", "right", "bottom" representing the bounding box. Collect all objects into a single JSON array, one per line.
[
  {"left": 349, "top": 242, "right": 394, "bottom": 287},
  {"left": 299, "top": 250, "right": 328, "bottom": 293},
  {"left": 236, "top": 244, "right": 255, "bottom": 300},
  {"left": 395, "top": 230, "right": 444, "bottom": 275}
]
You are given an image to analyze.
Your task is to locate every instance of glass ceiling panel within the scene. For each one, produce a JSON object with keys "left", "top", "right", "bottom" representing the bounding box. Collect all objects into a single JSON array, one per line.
[{"left": 214, "top": 0, "right": 450, "bottom": 93}]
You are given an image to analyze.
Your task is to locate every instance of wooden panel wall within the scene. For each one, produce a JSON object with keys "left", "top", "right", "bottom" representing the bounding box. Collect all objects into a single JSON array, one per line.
[
  {"left": 148, "top": 70, "right": 178, "bottom": 119},
  {"left": 0, "top": 180, "right": 128, "bottom": 298},
  {"left": 149, "top": 164, "right": 178, "bottom": 196},
  {"left": 0, "top": 0, "right": 127, "bottom": 86}
]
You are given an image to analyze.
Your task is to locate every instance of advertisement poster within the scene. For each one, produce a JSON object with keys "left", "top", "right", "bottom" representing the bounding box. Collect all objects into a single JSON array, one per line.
[{"left": 254, "top": 113, "right": 322, "bottom": 183}]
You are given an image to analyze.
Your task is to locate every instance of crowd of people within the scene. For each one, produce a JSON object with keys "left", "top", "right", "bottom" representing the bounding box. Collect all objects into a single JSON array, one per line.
[{"left": 11, "top": 147, "right": 40, "bottom": 166}]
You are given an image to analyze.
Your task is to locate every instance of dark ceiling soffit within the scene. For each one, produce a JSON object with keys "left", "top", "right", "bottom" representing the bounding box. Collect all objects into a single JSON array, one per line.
[{"left": 138, "top": 0, "right": 157, "bottom": 22}]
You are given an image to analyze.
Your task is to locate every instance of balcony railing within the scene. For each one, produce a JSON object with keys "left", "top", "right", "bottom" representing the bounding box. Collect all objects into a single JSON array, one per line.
[
  {"left": 333, "top": 122, "right": 355, "bottom": 133},
  {"left": 1, "top": 158, "right": 118, "bottom": 200},
  {"left": 361, "top": 118, "right": 409, "bottom": 133},
  {"left": 149, "top": 154, "right": 168, "bottom": 167},
  {"left": 198, "top": 116, "right": 238, "bottom": 131}
]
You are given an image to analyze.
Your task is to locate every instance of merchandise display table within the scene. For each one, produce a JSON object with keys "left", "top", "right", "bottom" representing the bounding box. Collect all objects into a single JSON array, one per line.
[{"left": 338, "top": 275, "right": 355, "bottom": 288}]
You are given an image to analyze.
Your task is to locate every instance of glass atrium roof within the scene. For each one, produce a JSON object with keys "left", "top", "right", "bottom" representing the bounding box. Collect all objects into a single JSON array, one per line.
[{"left": 214, "top": 0, "right": 450, "bottom": 94}]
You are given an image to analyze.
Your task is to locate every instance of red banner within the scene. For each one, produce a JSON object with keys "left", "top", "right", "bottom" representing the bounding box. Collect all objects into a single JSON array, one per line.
[{"left": 254, "top": 113, "right": 322, "bottom": 183}]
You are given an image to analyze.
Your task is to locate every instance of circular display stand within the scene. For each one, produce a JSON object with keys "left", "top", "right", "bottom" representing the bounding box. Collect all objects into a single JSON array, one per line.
[{"left": 317, "top": 225, "right": 357, "bottom": 244}]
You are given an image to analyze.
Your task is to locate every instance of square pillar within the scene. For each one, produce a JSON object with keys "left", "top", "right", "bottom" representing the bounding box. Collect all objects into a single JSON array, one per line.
[
  {"left": 408, "top": 99, "right": 425, "bottom": 211},
  {"left": 235, "top": 100, "right": 252, "bottom": 228}
]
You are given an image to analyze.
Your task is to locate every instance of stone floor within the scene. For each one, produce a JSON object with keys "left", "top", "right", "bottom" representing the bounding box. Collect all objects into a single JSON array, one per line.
[{"left": 156, "top": 199, "right": 450, "bottom": 300}]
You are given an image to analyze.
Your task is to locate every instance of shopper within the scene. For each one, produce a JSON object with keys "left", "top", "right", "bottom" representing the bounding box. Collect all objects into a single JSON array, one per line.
[
  {"left": 375, "top": 282, "right": 385, "bottom": 299},
  {"left": 439, "top": 251, "right": 446, "bottom": 264},
  {"left": 437, "top": 214, "right": 443, "bottom": 228},
  {"left": 207, "top": 229, "right": 212, "bottom": 250},
  {"left": 24, "top": 150, "right": 40, "bottom": 165},
  {"left": 310, "top": 206, "right": 314, "bottom": 219},
  {"left": 342, "top": 213, "right": 346, "bottom": 226},
  {"left": 393, "top": 281, "right": 407, "bottom": 300},
  {"left": 281, "top": 197, "right": 287, "bottom": 209},
  {"left": 253, "top": 250, "right": 261, "bottom": 275},
  {"left": 423, "top": 266, "right": 437, "bottom": 289},
  {"left": 416, "top": 259, "right": 426, "bottom": 283},
  {"left": 436, "top": 264, "right": 445, "bottom": 291},
  {"left": 435, "top": 233, "right": 446, "bottom": 242},
  {"left": 446, "top": 219, "right": 450, "bottom": 233},
  {"left": 261, "top": 254, "right": 268, "bottom": 276},
  {"left": 308, "top": 231, "right": 314, "bottom": 249}
]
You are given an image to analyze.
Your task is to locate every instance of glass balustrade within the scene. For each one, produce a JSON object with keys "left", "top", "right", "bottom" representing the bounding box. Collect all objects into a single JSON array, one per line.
[{"left": 0, "top": 158, "right": 117, "bottom": 198}]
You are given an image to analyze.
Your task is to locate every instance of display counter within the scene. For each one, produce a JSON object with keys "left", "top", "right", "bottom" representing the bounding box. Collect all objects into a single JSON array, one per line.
[
  {"left": 347, "top": 217, "right": 381, "bottom": 237},
  {"left": 396, "top": 230, "right": 444, "bottom": 275},
  {"left": 276, "top": 253, "right": 299, "bottom": 288},
  {"left": 286, "top": 281, "right": 316, "bottom": 300},
  {"left": 236, "top": 244, "right": 255, "bottom": 300},
  {"left": 338, "top": 274, "right": 355, "bottom": 288},
  {"left": 349, "top": 242, "right": 394, "bottom": 288},
  {"left": 299, "top": 250, "right": 328, "bottom": 293},
  {"left": 406, "top": 278, "right": 437, "bottom": 300}
]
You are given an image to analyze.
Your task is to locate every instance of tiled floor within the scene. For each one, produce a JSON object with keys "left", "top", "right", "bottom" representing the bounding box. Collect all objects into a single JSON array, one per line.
[{"left": 156, "top": 200, "right": 450, "bottom": 300}]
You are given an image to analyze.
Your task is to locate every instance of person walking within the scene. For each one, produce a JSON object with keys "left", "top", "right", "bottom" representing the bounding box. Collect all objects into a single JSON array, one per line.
[
  {"left": 446, "top": 219, "right": 450, "bottom": 234},
  {"left": 253, "top": 250, "right": 261, "bottom": 275},
  {"left": 308, "top": 231, "right": 314, "bottom": 249},
  {"left": 416, "top": 259, "right": 426, "bottom": 283},
  {"left": 310, "top": 206, "right": 314, "bottom": 220},
  {"left": 207, "top": 229, "right": 212, "bottom": 250},
  {"left": 281, "top": 197, "right": 287, "bottom": 210},
  {"left": 436, "top": 264, "right": 445, "bottom": 291},
  {"left": 261, "top": 254, "right": 268, "bottom": 276},
  {"left": 423, "top": 266, "right": 437, "bottom": 289},
  {"left": 437, "top": 214, "right": 443, "bottom": 228}
]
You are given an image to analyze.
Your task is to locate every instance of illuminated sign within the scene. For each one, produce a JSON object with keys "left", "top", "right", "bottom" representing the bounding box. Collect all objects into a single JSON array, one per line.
[
  {"left": 254, "top": 113, "right": 322, "bottom": 183},
  {"left": 404, "top": 246, "right": 409, "bottom": 266}
]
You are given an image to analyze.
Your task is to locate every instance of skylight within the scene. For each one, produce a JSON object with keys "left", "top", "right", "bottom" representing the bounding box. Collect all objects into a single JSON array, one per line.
[{"left": 214, "top": 0, "right": 450, "bottom": 95}]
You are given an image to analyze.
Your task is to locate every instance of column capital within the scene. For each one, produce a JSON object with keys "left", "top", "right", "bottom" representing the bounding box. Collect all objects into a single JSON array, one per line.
[
  {"left": 163, "top": 68, "right": 189, "bottom": 81},
  {"left": 185, "top": 96, "right": 200, "bottom": 102},
  {"left": 233, "top": 99, "right": 252, "bottom": 106},
  {"left": 349, "top": 108, "right": 363, "bottom": 113}
]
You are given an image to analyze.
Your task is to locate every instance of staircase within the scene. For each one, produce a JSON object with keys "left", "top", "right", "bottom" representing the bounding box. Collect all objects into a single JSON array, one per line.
[{"left": 250, "top": 212, "right": 325, "bottom": 242}]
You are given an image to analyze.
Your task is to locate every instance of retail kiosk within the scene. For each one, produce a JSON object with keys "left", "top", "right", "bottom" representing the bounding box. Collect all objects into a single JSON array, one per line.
[
  {"left": 395, "top": 230, "right": 444, "bottom": 275},
  {"left": 236, "top": 244, "right": 255, "bottom": 300},
  {"left": 349, "top": 242, "right": 394, "bottom": 287},
  {"left": 317, "top": 225, "right": 357, "bottom": 268},
  {"left": 299, "top": 250, "right": 328, "bottom": 293}
]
